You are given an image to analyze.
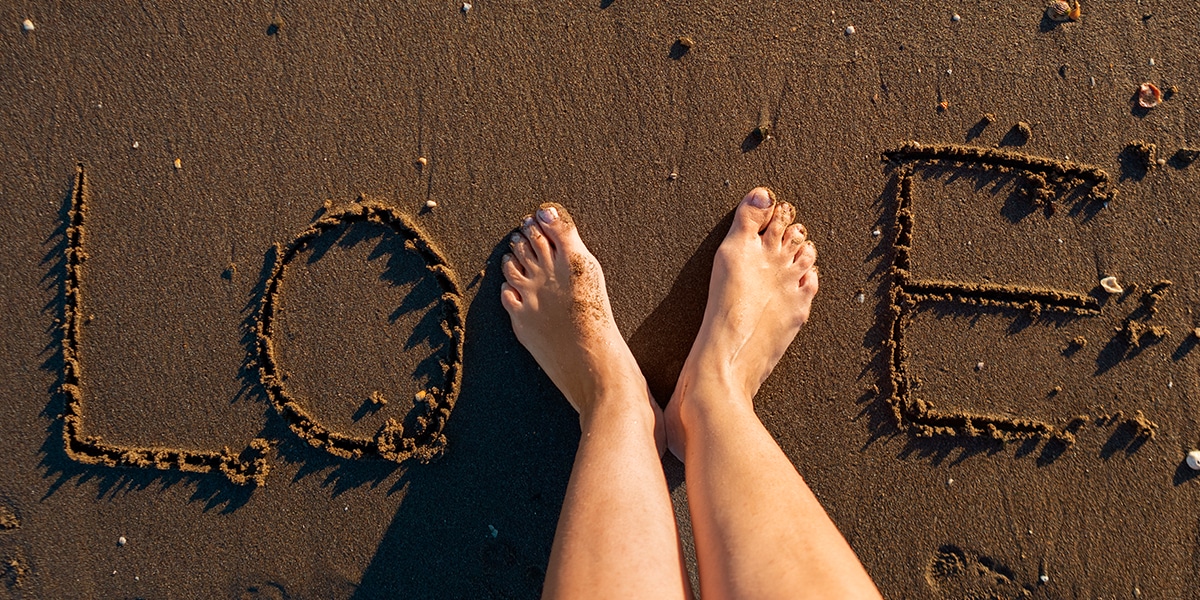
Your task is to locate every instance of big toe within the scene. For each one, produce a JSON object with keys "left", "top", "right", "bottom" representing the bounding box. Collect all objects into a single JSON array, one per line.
[
  {"left": 535, "top": 202, "right": 586, "bottom": 256},
  {"left": 729, "top": 187, "right": 777, "bottom": 238}
]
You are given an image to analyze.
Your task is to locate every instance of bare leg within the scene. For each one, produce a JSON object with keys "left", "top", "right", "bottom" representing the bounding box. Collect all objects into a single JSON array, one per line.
[
  {"left": 664, "top": 188, "right": 882, "bottom": 600},
  {"left": 500, "top": 204, "right": 691, "bottom": 600}
]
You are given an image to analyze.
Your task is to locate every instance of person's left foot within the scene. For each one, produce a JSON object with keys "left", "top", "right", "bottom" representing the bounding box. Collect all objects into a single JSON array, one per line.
[{"left": 500, "top": 204, "right": 664, "bottom": 451}]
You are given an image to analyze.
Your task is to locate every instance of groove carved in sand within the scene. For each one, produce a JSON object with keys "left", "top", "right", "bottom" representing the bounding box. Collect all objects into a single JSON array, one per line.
[
  {"left": 254, "top": 198, "right": 465, "bottom": 464},
  {"left": 56, "top": 166, "right": 464, "bottom": 485},
  {"left": 57, "top": 165, "right": 271, "bottom": 485},
  {"left": 879, "top": 144, "right": 1111, "bottom": 443}
]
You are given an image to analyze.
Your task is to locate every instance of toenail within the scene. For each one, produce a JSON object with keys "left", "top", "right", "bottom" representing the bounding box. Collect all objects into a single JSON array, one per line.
[
  {"left": 523, "top": 217, "right": 534, "bottom": 228},
  {"left": 511, "top": 233, "right": 522, "bottom": 243},
  {"left": 537, "top": 206, "right": 559, "bottom": 224},
  {"left": 502, "top": 254, "right": 512, "bottom": 262},
  {"left": 749, "top": 188, "right": 772, "bottom": 208}
]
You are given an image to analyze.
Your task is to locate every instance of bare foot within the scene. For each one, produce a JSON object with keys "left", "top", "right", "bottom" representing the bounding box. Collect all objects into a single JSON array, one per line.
[
  {"left": 665, "top": 187, "right": 819, "bottom": 460},
  {"left": 500, "top": 204, "right": 664, "bottom": 449}
]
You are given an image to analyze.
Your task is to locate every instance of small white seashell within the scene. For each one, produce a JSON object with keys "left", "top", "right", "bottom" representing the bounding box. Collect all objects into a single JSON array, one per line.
[
  {"left": 1099, "top": 276, "right": 1123, "bottom": 294},
  {"left": 871, "top": 228, "right": 881, "bottom": 237},
  {"left": 1148, "top": 58, "right": 1155, "bottom": 66},
  {"left": 132, "top": 141, "right": 139, "bottom": 149},
  {"left": 425, "top": 200, "right": 437, "bottom": 208},
  {"left": 173, "top": 158, "right": 182, "bottom": 170},
  {"left": 1188, "top": 450, "right": 1200, "bottom": 471},
  {"left": 844, "top": 25, "right": 856, "bottom": 35},
  {"left": 1040, "top": 574, "right": 1050, "bottom": 583},
  {"left": 975, "top": 361, "right": 984, "bottom": 371},
  {"left": 22, "top": 19, "right": 34, "bottom": 31},
  {"left": 855, "top": 292, "right": 865, "bottom": 304},
  {"left": 461, "top": 2, "right": 471, "bottom": 12},
  {"left": 416, "top": 156, "right": 427, "bottom": 166},
  {"left": 951, "top": 13, "right": 961, "bottom": 22},
  {"left": 117, "top": 536, "right": 127, "bottom": 546},
  {"left": 1089, "top": 76, "right": 1096, "bottom": 87}
]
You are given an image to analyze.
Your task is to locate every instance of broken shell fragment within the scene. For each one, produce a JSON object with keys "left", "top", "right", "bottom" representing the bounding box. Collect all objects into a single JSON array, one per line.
[
  {"left": 1067, "top": 0, "right": 1081, "bottom": 20},
  {"left": 1046, "top": 1, "right": 1071, "bottom": 21},
  {"left": 1100, "top": 276, "right": 1123, "bottom": 294},
  {"left": 1187, "top": 450, "right": 1200, "bottom": 471},
  {"left": 1137, "top": 82, "right": 1161, "bottom": 108}
]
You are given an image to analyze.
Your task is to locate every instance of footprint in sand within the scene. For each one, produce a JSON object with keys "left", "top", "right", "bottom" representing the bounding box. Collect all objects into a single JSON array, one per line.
[{"left": 926, "top": 544, "right": 1034, "bottom": 599}]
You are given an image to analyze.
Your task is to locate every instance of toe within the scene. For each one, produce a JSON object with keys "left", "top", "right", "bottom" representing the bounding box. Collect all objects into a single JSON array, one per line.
[
  {"left": 799, "top": 265, "right": 819, "bottom": 296},
  {"left": 728, "top": 187, "right": 777, "bottom": 238},
  {"left": 501, "top": 253, "right": 526, "bottom": 282},
  {"left": 510, "top": 232, "right": 539, "bottom": 273},
  {"left": 535, "top": 202, "right": 586, "bottom": 257},
  {"left": 794, "top": 240, "right": 817, "bottom": 272},
  {"left": 765, "top": 201, "right": 794, "bottom": 246},
  {"left": 500, "top": 281, "right": 523, "bottom": 313},
  {"left": 521, "top": 216, "right": 553, "bottom": 264},
  {"left": 782, "top": 222, "right": 807, "bottom": 248}
]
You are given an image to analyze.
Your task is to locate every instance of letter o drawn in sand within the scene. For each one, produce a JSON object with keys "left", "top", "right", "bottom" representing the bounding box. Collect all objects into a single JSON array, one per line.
[{"left": 254, "top": 199, "right": 465, "bottom": 464}]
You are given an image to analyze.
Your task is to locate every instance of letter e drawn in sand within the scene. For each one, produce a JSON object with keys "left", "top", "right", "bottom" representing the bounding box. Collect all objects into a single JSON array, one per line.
[
  {"left": 56, "top": 165, "right": 271, "bottom": 485},
  {"left": 876, "top": 143, "right": 1115, "bottom": 446},
  {"left": 254, "top": 198, "right": 465, "bottom": 465}
]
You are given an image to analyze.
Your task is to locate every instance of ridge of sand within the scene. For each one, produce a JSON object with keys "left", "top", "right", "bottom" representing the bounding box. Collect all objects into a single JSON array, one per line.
[
  {"left": 54, "top": 165, "right": 464, "bottom": 485},
  {"left": 254, "top": 198, "right": 466, "bottom": 464},
  {"left": 878, "top": 145, "right": 1155, "bottom": 446}
]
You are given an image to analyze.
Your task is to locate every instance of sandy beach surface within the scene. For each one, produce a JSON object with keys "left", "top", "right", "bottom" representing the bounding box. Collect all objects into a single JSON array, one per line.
[{"left": 1, "top": 1, "right": 1199, "bottom": 597}]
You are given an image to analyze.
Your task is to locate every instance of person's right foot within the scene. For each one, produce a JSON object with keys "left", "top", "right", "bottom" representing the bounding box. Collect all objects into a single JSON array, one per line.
[{"left": 664, "top": 187, "right": 819, "bottom": 461}]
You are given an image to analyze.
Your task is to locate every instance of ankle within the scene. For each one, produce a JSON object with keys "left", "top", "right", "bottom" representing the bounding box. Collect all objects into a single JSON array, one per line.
[
  {"left": 672, "top": 366, "right": 758, "bottom": 431},
  {"left": 579, "top": 387, "right": 658, "bottom": 436}
]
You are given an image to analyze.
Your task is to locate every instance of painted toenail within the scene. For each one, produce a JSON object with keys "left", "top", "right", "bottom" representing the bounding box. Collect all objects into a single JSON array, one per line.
[
  {"left": 511, "top": 233, "right": 522, "bottom": 243},
  {"left": 749, "top": 189, "right": 772, "bottom": 208},
  {"left": 537, "top": 206, "right": 558, "bottom": 224},
  {"left": 523, "top": 217, "right": 534, "bottom": 228}
]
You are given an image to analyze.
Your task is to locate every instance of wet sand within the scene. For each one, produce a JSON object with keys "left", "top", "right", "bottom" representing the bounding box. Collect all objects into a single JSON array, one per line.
[{"left": 1, "top": 1, "right": 1199, "bottom": 597}]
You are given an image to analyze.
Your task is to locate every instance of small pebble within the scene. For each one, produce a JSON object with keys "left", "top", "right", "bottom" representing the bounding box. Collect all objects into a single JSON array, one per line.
[
  {"left": 945, "top": 69, "right": 952, "bottom": 75},
  {"left": 132, "top": 141, "right": 139, "bottom": 149},
  {"left": 668, "top": 171, "right": 678, "bottom": 180},
  {"left": 173, "top": 158, "right": 182, "bottom": 170},
  {"left": 1156, "top": 158, "right": 1166, "bottom": 166},
  {"left": 947, "top": 478, "right": 954, "bottom": 485},
  {"left": 951, "top": 13, "right": 961, "bottom": 22},
  {"left": 1089, "top": 76, "right": 1096, "bottom": 87},
  {"left": 1188, "top": 450, "right": 1200, "bottom": 471},
  {"left": 488, "top": 524, "right": 498, "bottom": 538},
  {"left": 844, "top": 25, "right": 855, "bottom": 35},
  {"left": 417, "top": 156, "right": 428, "bottom": 166},
  {"left": 425, "top": 200, "right": 437, "bottom": 208},
  {"left": 1148, "top": 58, "right": 1155, "bottom": 66},
  {"left": 871, "top": 228, "right": 881, "bottom": 237},
  {"left": 975, "top": 361, "right": 984, "bottom": 371},
  {"left": 1193, "top": 327, "right": 1200, "bottom": 339},
  {"left": 1040, "top": 574, "right": 1050, "bottom": 584},
  {"left": 855, "top": 292, "right": 865, "bottom": 304},
  {"left": 22, "top": 19, "right": 34, "bottom": 31},
  {"left": 117, "top": 536, "right": 127, "bottom": 546},
  {"left": 461, "top": 2, "right": 471, "bottom": 12}
]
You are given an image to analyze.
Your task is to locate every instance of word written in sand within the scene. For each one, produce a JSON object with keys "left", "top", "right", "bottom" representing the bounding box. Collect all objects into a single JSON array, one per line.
[
  {"left": 255, "top": 199, "right": 465, "bottom": 464},
  {"left": 878, "top": 143, "right": 1112, "bottom": 443},
  {"left": 55, "top": 167, "right": 464, "bottom": 485},
  {"left": 57, "top": 165, "right": 271, "bottom": 485}
]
